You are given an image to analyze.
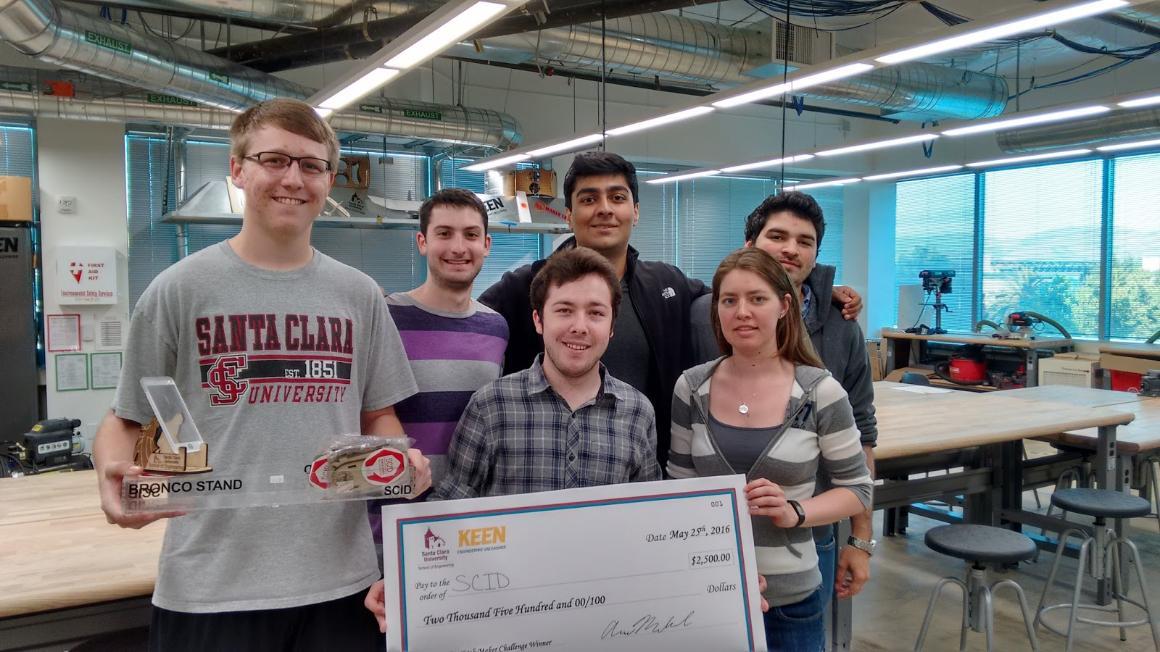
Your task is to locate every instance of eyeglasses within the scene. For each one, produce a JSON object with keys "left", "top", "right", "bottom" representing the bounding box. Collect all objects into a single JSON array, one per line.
[{"left": 244, "top": 152, "right": 332, "bottom": 176}]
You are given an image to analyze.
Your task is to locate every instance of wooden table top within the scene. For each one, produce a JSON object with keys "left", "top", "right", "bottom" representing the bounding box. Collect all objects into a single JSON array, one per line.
[
  {"left": 1098, "top": 342, "right": 1160, "bottom": 359},
  {"left": 999, "top": 385, "right": 1144, "bottom": 408},
  {"left": 1050, "top": 397, "right": 1160, "bottom": 454},
  {"left": 0, "top": 470, "right": 164, "bottom": 618},
  {"left": 871, "top": 382, "right": 1135, "bottom": 460},
  {"left": 880, "top": 329, "right": 1073, "bottom": 350}
]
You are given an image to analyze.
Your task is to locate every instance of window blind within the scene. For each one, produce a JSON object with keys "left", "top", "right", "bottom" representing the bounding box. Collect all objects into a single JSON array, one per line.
[
  {"left": 894, "top": 173, "right": 976, "bottom": 332},
  {"left": 125, "top": 135, "right": 178, "bottom": 307},
  {"left": 631, "top": 171, "right": 678, "bottom": 264},
  {"left": 1109, "top": 152, "right": 1160, "bottom": 340},
  {"left": 812, "top": 186, "right": 845, "bottom": 285},
  {"left": 981, "top": 160, "right": 1103, "bottom": 338},
  {"left": 678, "top": 176, "right": 778, "bottom": 283}
]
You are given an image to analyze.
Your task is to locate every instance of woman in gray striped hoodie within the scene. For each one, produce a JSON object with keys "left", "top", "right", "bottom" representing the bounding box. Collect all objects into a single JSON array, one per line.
[{"left": 668, "top": 248, "right": 873, "bottom": 652}]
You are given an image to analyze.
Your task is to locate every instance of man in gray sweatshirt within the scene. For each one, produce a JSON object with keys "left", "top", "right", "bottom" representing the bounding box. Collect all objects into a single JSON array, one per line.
[{"left": 692, "top": 191, "right": 878, "bottom": 606}]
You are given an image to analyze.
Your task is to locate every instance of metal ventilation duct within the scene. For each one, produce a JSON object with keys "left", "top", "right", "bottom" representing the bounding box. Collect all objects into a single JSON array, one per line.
[
  {"left": 0, "top": 0, "right": 304, "bottom": 110},
  {"left": 140, "top": 0, "right": 422, "bottom": 26},
  {"left": 995, "top": 107, "right": 1160, "bottom": 153},
  {"left": 444, "top": 12, "right": 1005, "bottom": 120},
  {"left": 0, "top": 70, "right": 522, "bottom": 149},
  {"left": 447, "top": 13, "right": 767, "bottom": 86},
  {"left": 0, "top": 0, "right": 521, "bottom": 148}
]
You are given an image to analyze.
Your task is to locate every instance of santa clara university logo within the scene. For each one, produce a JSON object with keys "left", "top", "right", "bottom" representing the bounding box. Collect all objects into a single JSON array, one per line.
[
  {"left": 207, "top": 355, "right": 249, "bottom": 406},
  {"left": 421, "top": 527, "right": 450, "bottom": 564}
]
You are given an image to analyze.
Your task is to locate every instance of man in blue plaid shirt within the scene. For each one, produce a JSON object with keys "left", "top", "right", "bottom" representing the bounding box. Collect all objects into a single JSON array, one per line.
[{"left": 433, "top": 246, "right": 662, "bottom": 499}]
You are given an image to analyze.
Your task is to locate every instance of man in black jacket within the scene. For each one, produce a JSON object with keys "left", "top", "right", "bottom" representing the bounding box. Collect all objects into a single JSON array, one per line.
[{"left": 480, "top": 152, "right": 706, "bottom": 468}]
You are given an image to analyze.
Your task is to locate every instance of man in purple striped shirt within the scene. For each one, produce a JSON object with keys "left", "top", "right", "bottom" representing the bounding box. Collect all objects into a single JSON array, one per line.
[{"left": 368, "top": 189, "right": 509, "bottom": 542}]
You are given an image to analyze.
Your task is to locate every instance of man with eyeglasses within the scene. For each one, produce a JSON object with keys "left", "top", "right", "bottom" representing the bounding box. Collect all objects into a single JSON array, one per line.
[{"left": 94, "top": 98, "right": 430, "bottom": 651}]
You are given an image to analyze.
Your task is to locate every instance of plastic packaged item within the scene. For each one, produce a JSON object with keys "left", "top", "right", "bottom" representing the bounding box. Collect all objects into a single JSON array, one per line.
[{"left": 308, "top": 435, "right": 417, "bottom": 499}]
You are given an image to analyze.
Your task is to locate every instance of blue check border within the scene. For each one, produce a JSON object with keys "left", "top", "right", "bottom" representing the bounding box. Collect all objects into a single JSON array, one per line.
[{"left": 392, "top": 486, "right": 757, "bottom": 651}]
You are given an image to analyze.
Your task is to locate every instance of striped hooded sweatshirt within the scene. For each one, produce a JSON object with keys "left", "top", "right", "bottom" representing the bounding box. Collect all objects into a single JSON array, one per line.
[{"left": 667, "top": 359, "right": 873, "bottom": 606}]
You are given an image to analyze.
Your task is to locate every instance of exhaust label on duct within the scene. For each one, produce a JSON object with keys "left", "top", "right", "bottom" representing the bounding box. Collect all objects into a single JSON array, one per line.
[
  {"left": 84, "top": 31, "right": 132, "bottom": 55},
  {"left": 404, "top": 109, "right": 442, "bottom": 121},
  {"left": 147, "top": 94, "right": 199, "bottom": 107},
  {"left": 0, "top": 82, "right": 32, "bottom": 93}
]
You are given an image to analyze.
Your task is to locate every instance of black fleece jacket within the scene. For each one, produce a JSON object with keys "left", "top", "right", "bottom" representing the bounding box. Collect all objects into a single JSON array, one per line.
[{"left": 479, "top": 238, "right": 709, "bottom": 466}]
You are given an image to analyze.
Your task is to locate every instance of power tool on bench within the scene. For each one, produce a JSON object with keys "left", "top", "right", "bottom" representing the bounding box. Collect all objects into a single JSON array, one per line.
[{"left": 6, "top": 418, "right": 86, "bottom": 474}]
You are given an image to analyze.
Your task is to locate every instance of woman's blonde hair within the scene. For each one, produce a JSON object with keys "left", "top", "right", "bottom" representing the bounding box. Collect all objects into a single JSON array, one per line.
[{"left": 710, "top": 247, "right": 824, "bottom": 368}]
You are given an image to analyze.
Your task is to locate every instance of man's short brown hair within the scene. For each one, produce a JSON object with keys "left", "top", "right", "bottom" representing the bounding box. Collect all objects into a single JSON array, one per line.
[
  {"left": 419, "top": 188, "right": 489, "bottom": 236},
  {"left": 530, "top": 247, "right": 622, "bottom": 321},
  {"left": 230, "top": 99, "right": 340, "bottom": 169}
]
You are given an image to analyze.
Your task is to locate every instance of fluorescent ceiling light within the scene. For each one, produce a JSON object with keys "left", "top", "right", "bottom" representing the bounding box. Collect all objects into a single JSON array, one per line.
[
  {"left": 645, "top": 170, "right": 722, "bottom": 184},
  {"left": 942, "top": 105, "right": 1110, "bottom": 137},
  {"left": 876, "top": 0, "right": 1129, "bottom": 64},
  {"left": 966, "top": 149, "right": 1092, "bottom": 168},
  {"left": 314, "top": 107, "right": 334, "bottom": 119},
  {"left": 385, "top": 1, "right": 509, "bottom": 70},
  {"left": 817, "top": 133, "right": 939, "bottom": 157},
  {"left": 527, "top": 134, "right": 604, "bottom": 157},
  {"left": 787, "top": 177, "right": 862, "bottom": 190},
  {"left": 606, "top": 107, "right": 715, "bottom": 136},
  {"left": 1118, "top": 94, "right": 1160, "bottom": 108},
  {"left": 318, "top": 68, "right": 401, "bottom": 111},
  {"left": 720, "top": 154, "right": 816, "bottom": 174},
  {"left": 1096, "top": 138, "right": 1160, "bottom": 152},
  {"left": 462, "top": 153, "right": 531, "bottom": 172},
  {"left": 713, "top": 63, "right": 874, "bottom": 109},
  {"left": 863, "top": 165, "right": 964, "bottom": 181}
]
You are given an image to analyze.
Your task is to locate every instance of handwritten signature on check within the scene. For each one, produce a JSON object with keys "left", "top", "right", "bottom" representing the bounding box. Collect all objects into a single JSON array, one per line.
[{"left": 601, "top": 611, "right": 696, "bottom": 639}]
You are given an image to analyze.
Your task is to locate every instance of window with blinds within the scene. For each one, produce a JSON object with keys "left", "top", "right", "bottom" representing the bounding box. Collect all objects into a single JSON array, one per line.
[
  {"left": 2, "top": 122, "right": 42, "bottom": 361},
  {"left": 0, "top": 123, "right": 35, "bottom": 177},
  {"left": 981, "top": 160, "right": 1103, "bottom": 338},
  {"left": 894, "top": 173, "right": 977, "bottom": 332},
  {"left": 678, "top": 176, "right": 779, "bottom": 283},
  {"left": 125, "top": 135, "right": 178, "bottom": 307},
  {"left": 630, "top": 169, "right": 844, "bottom": 286},
  {"left": 1109, "top": 152, "right": 1160, "bottom": 340},
  {"left": 631, "top": 171, "right": 678, "bottom": 264},
  {"left": 812, "top": 186, "right": 845, "bottom": 285}
]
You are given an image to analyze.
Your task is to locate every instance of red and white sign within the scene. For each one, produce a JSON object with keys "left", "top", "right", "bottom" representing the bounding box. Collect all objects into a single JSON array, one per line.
[
  {"left": 363, "top": 447, "right": 406, "bottom": 485},
  {"left": 57, "top": 246, "right": 118, "bottom": 305}
]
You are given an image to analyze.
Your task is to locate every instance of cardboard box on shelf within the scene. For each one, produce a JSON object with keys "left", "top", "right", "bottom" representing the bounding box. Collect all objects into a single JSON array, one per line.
[{"left": 0, "top": 176, "right": 33, "bottom": 221}]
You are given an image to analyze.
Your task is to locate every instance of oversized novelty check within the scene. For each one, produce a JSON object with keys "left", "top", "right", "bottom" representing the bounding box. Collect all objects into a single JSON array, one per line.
[{"left": 383, "top": 476, "right": 766, "bottom": 652}]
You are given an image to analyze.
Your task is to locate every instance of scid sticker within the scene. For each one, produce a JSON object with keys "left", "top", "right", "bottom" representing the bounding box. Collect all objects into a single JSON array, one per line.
[
  {"left": 308, "top": 455, "right": 330, "bottom": 489},
  {"left": 363, "top": 447, "right": 406, "bottom": 485}
]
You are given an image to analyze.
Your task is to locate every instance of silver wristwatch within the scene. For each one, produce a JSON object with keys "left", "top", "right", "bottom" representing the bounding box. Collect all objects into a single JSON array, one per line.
[{"left": 847, "top": 536, "right": 877, "bottom": 556}]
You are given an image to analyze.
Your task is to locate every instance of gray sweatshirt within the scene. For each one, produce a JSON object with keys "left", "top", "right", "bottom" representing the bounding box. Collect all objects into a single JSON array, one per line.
[{"left": 667, "top": 360, "right": 873, "bottom": 606}]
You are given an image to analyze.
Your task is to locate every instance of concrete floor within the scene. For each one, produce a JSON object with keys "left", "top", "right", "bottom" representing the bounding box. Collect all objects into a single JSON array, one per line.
[{"left": 852, "top": 479, "right": 1160, "bottom": 650}]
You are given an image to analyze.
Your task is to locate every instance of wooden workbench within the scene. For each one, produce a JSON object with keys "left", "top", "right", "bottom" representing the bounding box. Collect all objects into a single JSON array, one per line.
[
  {"left": 872, "top": 382, "right": 1133, "bottom": 460},
  {"left": 1098, "top": 342, "right": 1160, "bottom": 359},
  {"left": 880, "top": 329, "right": 1074, "bottom": 388},
  {"left": 0, "top": 471, "right": 163, "bottom": 650},
  {"left": 882, "top": 329, "right": 1074, "bottom": 349}
]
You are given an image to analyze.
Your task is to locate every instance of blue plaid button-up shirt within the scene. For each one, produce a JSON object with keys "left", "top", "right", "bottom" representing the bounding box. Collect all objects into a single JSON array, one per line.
[{"left": 433, "top": 355, "right": 661, "bottom": 500}]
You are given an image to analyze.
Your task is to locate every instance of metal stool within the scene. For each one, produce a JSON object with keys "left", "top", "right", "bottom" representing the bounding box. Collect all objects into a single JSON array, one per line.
[
  {"left": 915, "top": 524, "right": 1039, "bottom": 652},
  {"left": 1035, "top": 488, "right": 1160, "bottom": 652}
]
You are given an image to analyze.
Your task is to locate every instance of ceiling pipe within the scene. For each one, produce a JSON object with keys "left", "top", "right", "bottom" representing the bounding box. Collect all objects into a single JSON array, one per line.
[{"left": 995, "top": 107, "right": 1160, "bottom": 153}]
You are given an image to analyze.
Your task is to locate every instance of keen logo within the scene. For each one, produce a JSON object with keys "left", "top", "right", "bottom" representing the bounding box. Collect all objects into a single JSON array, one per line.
[
  {"left": 0, "top": 237, "right": 17, "bottom": 253},
  {"left": 458, "top": 526, "right": 506, "bottom": 548},
  {"left": 661, "top": 287, "right": 676, "bottom": 299}
]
